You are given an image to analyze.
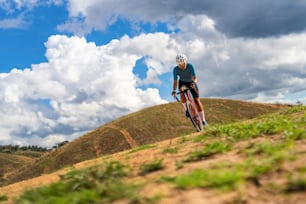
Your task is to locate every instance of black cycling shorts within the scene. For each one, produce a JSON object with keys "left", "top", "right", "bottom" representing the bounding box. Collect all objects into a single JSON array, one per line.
[{"left": 179, "top": 81, "right": 199, "bottom": 98}]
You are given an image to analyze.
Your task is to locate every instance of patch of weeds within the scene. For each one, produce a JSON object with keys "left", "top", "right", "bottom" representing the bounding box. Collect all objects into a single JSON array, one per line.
[
  {"left": 243, "top": 140, "right": 296, "bottom": 180},
  {"left": 62, "top": 161, "right": 128, "bottom": 184},
  {"left": 0, "top": 194, "right": 8, "bottom": 202},
  {"left": 163, "top": 147, "right": 179, "bottom": 154},
  {"left": 242, "top": 156, "right": 284, "bottom": 182},
  {"left": 284, "top": 128, "right": 306, "bottom": 141},
  {"left": 244, "top": 141, "right": 292, "bottom": 157},
  {"left": 192, "top": 133, "right": 209, "bottom": 143},
  {"left": 164, "top": 155, "right": 286, "bottom": 192},
  {"left": 297, "top": 166, "right": 306, "bottom": 173},
  {"left": 209, "top": 114, "right": 295, "bottom": 142},
  {"left": 139, "top": 159, "right": 164, "bottom": 176},
  {"left": 129, "top": 144, "right": 156, "bottom": 153},
  {"left": 161, "top": 168, "right": 243, "bottom": 191},
  {"left": 255, "top": 115, "right": 293, "bottom": 135},
  {"left": 248, "top": 160, "right": 275, "bottom": 179},
  {"left": 17, "top": 180, "right": 142, "bottom": 204},
  {"left": 183, "top": 141, "right": 231, "bottom": 163},
  {"left": 162, "top": 142, "right": 296, "bottom": 193},
  {"left": 208, "top": 123, "right": 260, "bottom": 141},
  {"left": 16, "top": 161, "right": 151, "bottom": 204},
  {"left": 285, "top": 177, "right": 306, "bottom": 193},
  {"left": 282, "top": 105, "right": 306, "bottom": 114}
]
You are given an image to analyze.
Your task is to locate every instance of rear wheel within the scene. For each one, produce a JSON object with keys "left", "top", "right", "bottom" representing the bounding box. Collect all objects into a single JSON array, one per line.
[{"left": 186, "top": 100, "right": 203, "bottom": 132}]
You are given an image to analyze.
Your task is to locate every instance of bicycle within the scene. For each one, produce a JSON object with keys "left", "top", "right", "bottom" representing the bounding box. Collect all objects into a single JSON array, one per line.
[{"left": 173, "top": 85, "right": 203, "bottom": 132}]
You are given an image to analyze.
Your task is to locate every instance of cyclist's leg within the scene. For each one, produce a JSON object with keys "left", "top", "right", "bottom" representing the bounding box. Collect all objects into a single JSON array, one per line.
[
  {"left": 179, "top": 81, "right": 189, "bottom": 117},
  {"left": 178, "top": 81, "right": 187, "bottom": 103},
  {"left": 189, "top": 83, "right": 203, "bottom": 111},
  {"left": 194, "top": 97, "right": 203, "bottom": 112},
  {"left": 190, "top": 83, "right": 207, "bottom": 124}
]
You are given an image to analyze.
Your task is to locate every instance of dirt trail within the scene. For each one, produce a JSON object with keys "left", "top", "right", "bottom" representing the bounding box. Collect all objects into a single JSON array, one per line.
[{"left": 109, "top": 125, "right": 138, "bottom": 148}]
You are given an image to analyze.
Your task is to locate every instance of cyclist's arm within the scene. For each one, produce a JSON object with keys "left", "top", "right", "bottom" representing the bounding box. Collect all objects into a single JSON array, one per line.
[
  {"left": 192, "top": 76, "right": 198, "bottom": 83},
  {"left": 173, "top": 80, "right": 178, "bottom": 91},
  {"left": 189, "top": 64, "right": 197, "bottom": 83},
  {"left": 173, "top": 68, "right": 178, "bottom": 92}
]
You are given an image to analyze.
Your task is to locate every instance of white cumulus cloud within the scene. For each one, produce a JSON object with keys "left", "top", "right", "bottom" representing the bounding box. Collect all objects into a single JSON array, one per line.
[{"left": 0, "top": 34, "right": 169, "bottom": 147}]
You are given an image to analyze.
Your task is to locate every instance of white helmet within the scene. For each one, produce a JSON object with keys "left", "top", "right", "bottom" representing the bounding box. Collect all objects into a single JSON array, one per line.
[{"left": 176, "top": 53, "right": 187, "bottom": 64}]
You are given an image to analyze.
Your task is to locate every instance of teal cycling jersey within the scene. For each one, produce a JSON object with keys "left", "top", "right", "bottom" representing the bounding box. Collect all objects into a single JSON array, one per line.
[{"left": 173, "top": 63, "right": 196, "bottom": 82}]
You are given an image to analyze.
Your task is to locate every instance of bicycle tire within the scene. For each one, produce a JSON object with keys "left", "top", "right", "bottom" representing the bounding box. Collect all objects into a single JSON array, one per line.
[{"left": 186, "top": 100, "right": 203, "bottom": 132}]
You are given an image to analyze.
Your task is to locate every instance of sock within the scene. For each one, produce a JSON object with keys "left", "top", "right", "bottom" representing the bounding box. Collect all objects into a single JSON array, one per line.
[
  {"left": 182, "top": 103, "right": 187, "bottom": 111},
  {"left": 199, "top": 111, "right": 206, "bottom": 122}
]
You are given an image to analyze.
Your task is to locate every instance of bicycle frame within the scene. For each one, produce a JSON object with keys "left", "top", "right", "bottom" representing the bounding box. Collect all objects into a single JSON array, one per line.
[{"left": 174, "top": 87, "right": 203, "bottom": 132}]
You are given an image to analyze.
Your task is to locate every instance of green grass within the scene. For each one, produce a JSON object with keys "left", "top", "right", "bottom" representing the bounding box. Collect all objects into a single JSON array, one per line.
[
  {"left": 207, "top": 114, "right": 295, "bottom": 142},
  {"left": 16, "top": 161, "right": 155, "bottom": 204},
  {"left": 197, "top": 108, "right": 306, "bottom": 147},
  {"left": 192, "top": 134, "right": 209, "bottom": 143},
  {"left": 163, "top": 147, "right": 179, "bottom": 154},
  {"left": 0, "top": 194, "right": 8, "bottom": 202},
  {"left": 282, "top": 104, "right": 306, "bottom": 114},
  {"left": 128, "top": 144, "right": 156, "bottom": 153},
  {"left": 162, "top": 151, "right": 291, "bottom": 192},
  {"left": 139, "top": 159, "right": 164, "bottom": 176},
  {"left": 183, "top": 141, "right": 231, "bottom": 163},
  {"left": 161, "top": 168, "right": 243, "bottom": 191},
  {"left": 243, "top": 140, "right": 293, "bottom": 157},
  {"left": 297, "top": 167, "right": 306, "bottom": 173}
]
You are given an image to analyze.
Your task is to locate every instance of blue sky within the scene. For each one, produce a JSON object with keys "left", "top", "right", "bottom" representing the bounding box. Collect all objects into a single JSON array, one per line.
[
  {"left": 0, "top": 0, "right": 306, "bottom": 147},
  {"left": 1, "top": 3, "right": 65, "bottom": 71}
]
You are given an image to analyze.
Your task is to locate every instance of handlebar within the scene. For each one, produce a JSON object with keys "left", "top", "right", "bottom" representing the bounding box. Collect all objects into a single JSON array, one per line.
[{"left": 173, "top": 87, "right": 190, "bottom": 102}]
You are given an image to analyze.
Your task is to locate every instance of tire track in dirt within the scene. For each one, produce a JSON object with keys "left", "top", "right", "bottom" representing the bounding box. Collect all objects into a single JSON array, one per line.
[{"left": 108, "top": 125, "right": 138, "bottom": 148}]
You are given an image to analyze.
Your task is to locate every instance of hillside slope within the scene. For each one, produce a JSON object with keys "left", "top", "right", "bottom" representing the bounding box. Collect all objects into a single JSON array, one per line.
[
  {"left": 3, "top": 98, "right": 286, "bottom": 186},
  {"left": 0, "top": 104, "right": 305, "bottom": 204},
  {"left": 0, "top": 153, "right": 35, "bottom": 182}
]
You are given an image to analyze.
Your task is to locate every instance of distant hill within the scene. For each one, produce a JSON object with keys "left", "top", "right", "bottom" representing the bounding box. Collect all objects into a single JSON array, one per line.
[
  {"left": 3, "top": 98, "right": 287, "bottom": 186},
  {"left": 0, "top": 146, "right": 47, "bottom": 183},
  {"left": 0, "top": 153, "right": 35, "bottom": 182}
]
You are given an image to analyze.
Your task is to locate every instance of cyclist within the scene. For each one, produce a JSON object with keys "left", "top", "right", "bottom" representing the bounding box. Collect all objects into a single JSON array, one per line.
[{"left": 171, "top": 53, "right": 208, "bottom": 126}]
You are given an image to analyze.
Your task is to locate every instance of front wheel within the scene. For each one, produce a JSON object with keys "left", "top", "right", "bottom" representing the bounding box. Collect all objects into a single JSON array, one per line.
[{"left": 186, "top": 101, "right": 203, "bottom": 132}]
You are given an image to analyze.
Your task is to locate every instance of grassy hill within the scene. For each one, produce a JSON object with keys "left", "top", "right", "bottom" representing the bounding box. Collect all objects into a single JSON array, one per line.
[
  {"left": 0, "top": 103, "right": 305, "bottom": 204},
  {"left": 0, "top": 151, "right": 44, "bottom": 183},
  {"left": 2, "top": 98, "right": 286, "bottom": 187}
]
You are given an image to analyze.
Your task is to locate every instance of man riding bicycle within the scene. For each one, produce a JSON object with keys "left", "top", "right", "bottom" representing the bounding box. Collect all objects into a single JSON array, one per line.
[{"left": 171, "top": 53, "right": 208, "bottom": 126}]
